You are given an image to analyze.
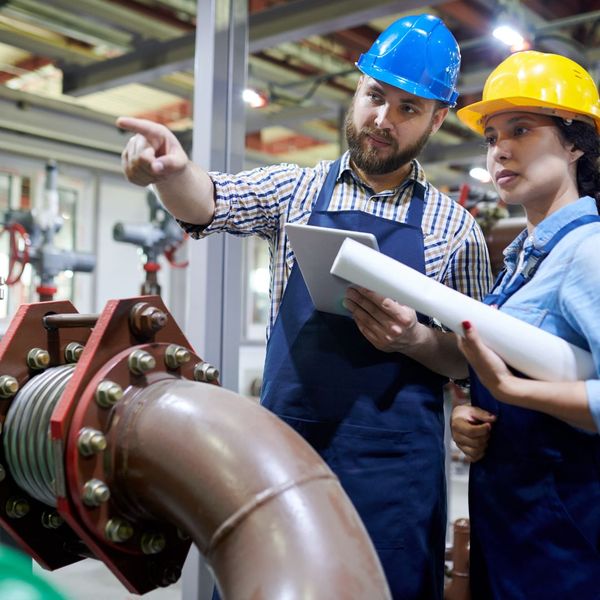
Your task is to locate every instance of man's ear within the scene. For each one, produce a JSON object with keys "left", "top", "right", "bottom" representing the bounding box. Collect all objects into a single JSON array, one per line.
[{"left": 430, "top": 107, "right": 449, "bottom": 135}]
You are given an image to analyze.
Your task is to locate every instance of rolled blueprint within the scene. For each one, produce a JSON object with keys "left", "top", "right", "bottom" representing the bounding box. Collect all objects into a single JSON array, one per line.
[{"left": 331, "top": 238, "right": 595, "bottom": 382}]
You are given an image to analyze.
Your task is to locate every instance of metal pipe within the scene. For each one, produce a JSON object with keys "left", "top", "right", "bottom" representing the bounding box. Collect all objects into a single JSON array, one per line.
[
  {"left": 113, "top": 379, "right": 391, "bottom": 599},
  {"left": 43, "top": 314, "right": 99, "bottom": 329}
]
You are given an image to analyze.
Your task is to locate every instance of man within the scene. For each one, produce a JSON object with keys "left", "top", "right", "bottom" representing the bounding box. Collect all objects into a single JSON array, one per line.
[{"left": 119, "top": 14, "right": 492, "bottom": 599}]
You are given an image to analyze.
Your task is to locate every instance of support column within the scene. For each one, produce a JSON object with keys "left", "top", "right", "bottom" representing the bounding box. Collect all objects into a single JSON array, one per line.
[{"left": 182, "top": 1, "right": 247, "bottom": 598}]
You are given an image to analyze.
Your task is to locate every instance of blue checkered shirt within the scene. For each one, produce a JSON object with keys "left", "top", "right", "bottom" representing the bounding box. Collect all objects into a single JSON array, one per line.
[{"left": 180, "top": 152, "right": 492, "bottom": 338}]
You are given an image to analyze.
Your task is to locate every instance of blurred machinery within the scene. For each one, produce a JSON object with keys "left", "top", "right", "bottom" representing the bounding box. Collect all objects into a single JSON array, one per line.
[
  {"left": 453, "top": 182, "right": 527, "bottom": 276},
  {"left": 113, "top": 192, "right": 188, "bottom": 296},
  {"left": 0, "top": 161, "right": 95, "bottom": 301},
  {"left": 0, "top": 296, "right": 390, "bottom": 598}
]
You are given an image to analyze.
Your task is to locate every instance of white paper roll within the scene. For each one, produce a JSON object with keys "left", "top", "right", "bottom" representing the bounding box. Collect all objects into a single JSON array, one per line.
[{"left": 331, "top": 238, "right": 594, "bottom": 382}]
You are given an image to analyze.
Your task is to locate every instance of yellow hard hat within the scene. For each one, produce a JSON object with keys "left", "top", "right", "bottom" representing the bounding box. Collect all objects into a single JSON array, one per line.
[{"left": 457, "top": 51, "right": 600, "bottom": 134}]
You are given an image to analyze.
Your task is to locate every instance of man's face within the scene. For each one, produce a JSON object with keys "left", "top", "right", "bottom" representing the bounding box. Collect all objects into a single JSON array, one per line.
[{"left": 345, "top": 76, "right": 447, "bottom": 175}]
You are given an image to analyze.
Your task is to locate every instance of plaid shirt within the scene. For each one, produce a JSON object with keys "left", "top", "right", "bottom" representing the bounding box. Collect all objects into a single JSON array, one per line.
[{"left": 180, "top": 151, "right": 492, "bottom": 338}]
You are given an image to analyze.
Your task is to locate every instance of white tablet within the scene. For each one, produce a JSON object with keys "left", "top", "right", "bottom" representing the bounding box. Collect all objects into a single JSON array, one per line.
[{"left": 285, "top": 222, "right": 379, "bottom": 316}]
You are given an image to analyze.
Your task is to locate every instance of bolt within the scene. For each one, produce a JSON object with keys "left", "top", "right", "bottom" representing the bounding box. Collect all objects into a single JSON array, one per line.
[
  {"left": 6, "top": 497, "right": 30, "bottom": 519},
  {"left": 64, "top": 342, "right": 84, "bottom": 363},
  {"left": 158, "top": 563, "right": 182, "bottom": 587},
  {"left": 26, "top": 348, "right": 50, "bottom": 370},
  {"left": 77, "top": 428, "right": 107, "bottom": 457},
  {"left": 129, "top": 302, "right": 168, "bottom": 337},
  {"left": 105, "top": 518, "right": 134, "bottom": 543},
  {"left": 95, "top": 380, "right": 124, "bottom": 408},
  {"left": 164, "top": 345, "right": 191, "bottom": 369},
  {"left": 41, "top": 511, "right": 64, "bottom": 529},
  {"left": 176, "top": 528, "right": 190, "bottom": 541},
  {"left": 141, "top": 532, "right": 166, "bottom": 555},
  {"left": 193, "top": 361, "right": 220, "bottom": 383},
  {"left": 0, "top": 375, "right": 18, "bottom": 398},
  {"left": 82, "top": 479, "right": 111, "bottom": 507},
  {"left": 128, "top": 349, "right": 156, "bottom": 375}
]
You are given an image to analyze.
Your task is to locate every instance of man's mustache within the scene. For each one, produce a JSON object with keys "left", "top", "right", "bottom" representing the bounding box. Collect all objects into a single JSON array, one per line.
[{"left": 359, "top": 127, "right": 395, "bottom": 144}]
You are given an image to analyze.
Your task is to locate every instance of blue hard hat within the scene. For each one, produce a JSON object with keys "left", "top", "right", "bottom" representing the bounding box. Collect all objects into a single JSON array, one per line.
[{"left": 356, "top": 14, "right": 461, "bottom": 106}]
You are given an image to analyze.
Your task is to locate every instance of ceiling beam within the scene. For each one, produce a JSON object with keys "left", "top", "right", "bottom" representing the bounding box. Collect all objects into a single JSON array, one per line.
[
  {"left": 61, "top": 0, "right": 446, "bottom": 96},
  {"left": 62, "top": 33, "right": 196, "bottom": 95},
  {"left": 247, "top": 0, "right": 448, "bottom": 52}
]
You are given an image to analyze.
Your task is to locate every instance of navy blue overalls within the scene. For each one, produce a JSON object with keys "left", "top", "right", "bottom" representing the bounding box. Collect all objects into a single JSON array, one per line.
[
  {"left": 261, "top": 159, "right": 447, "bottom": 600},
  {"left": 469, "top": 216, "right": 600, "bottom": 600}
]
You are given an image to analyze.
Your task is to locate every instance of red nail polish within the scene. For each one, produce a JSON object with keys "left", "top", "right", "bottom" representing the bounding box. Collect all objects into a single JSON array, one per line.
[{"left": 462, "top": 320, "right": 472, "bottom": 331}]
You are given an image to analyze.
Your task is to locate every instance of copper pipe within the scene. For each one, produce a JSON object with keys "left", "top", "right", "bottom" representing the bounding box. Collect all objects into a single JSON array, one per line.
[
  {"left": 43, "top": 313, "right": 99, "bottom": 329},
  {"left": 114, "top": 379, "right": 391, "bottom": 599}
]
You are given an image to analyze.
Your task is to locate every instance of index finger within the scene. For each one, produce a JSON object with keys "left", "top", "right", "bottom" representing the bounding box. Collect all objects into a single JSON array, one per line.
[{"left": 116, "top": 117, "right": 167, "bottom": 147}]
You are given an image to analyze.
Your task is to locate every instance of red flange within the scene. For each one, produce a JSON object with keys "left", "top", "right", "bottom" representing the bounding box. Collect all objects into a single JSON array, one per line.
[
  {"left": 0, "top": 300, "right": 90, "bottom": 569},
  {"left": 51, "top": 296, "right": 202, "bottom": 594}
]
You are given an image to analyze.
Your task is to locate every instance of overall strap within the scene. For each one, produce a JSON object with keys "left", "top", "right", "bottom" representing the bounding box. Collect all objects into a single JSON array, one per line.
[
  {"left": 487, "top": 214, "right": 600, "bottom": 307},
  {"left": 313, "top": 158, "right": 342, "bottom": 212},
  {"left": 405, "top": 181, "right": 426, "bottom": 227}
]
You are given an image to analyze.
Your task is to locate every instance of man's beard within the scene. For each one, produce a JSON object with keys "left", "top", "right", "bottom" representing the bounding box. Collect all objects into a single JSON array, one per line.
[{"left": 344, "top": 104, "right": 434, "bottom": 176}]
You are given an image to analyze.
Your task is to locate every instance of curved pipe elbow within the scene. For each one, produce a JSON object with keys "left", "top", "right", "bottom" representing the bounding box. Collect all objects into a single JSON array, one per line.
[{"left": 114, "top": 379, "right": 391, "bottom": 599}]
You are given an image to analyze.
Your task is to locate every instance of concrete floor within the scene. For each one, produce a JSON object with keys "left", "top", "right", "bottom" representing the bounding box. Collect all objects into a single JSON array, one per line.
[{"left": 33, "top": 559, "right": 183, "bottom": 600}]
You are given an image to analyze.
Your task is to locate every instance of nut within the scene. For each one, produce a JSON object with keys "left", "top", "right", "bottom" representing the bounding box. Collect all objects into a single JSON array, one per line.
[
  {"left": 41, "top": 511, "right": 64, "bottom": 529},
  {"left": 129, "top": 302, "right": 168, "bottom": 337},
  {"left": 26, "top": 348, "right": 50, "bottom": 370},
  {"left": 64, "top": 342, "right": 84, "bottom": 363},
  {"left": 105, "top": 518, "right": 134, "bottom": 543},
  {"left": 193, "top": 362, "right": 219, "bottom": 383},
  {"left": 77, "top": 428, "right": 107, "bottom": 457},
  {"left": 165, "top": 344, "right": 191, "bottom": 369},
  {"left": 82, "top": 479, "right": 111, "bottom": 507},
  {"left": 0, "top": 375, "right": 19, "bottom": 398},
  {"left": 95, "top": 380, "right": 124, "bottom": 408},
  {"left": 128, "top": 349, "right": 156, "bottom": 375},
  {"left": 6, "top": 497, "right": 30, "bottom": 519},
  {"left": 141, "top": 532, "right": 166, "bottom": 555}
]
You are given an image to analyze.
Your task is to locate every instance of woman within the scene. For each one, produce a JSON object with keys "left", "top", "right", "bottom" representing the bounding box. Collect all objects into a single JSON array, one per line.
[{"left": 451, "top": 50, "right": 600, "bottom": 599}]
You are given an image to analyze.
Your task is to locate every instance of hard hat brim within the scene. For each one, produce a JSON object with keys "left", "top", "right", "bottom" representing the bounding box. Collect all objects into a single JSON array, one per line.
[
  {"left": 357, "top": 62, "right": 458, "bottom": 107},
  {"left": 458, "top": 97, "right": 600, "bottom": 135}
]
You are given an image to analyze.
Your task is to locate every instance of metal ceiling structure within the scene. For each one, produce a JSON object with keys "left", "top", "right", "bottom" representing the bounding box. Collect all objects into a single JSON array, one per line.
[{"left": 0, "top": 0, "right": 599, "bottom": 187}]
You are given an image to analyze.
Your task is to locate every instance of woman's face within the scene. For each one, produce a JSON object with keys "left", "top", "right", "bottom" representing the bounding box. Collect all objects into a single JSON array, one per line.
[{"left": 484, "top": 111, "right": 580, "bottom": 213}]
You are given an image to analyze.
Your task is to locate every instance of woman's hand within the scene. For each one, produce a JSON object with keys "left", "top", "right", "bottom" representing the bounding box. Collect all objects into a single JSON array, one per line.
[
  {"left": 451, "top": 404, "right": 496, "bottom": 462},
  {"left": 457, "top": 320, "right": 515, "bottom": 399}
]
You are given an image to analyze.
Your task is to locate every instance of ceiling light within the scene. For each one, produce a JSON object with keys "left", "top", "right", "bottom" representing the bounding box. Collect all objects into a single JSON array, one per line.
[
  {"left": 469, "top": 167, "right": 492, "bottom": 183},
  {"left": 242, "top": 88, "right": 269, "bottom": 109},
  {"left": 493, "top": 24, "right": 525, "bottom": 47}
]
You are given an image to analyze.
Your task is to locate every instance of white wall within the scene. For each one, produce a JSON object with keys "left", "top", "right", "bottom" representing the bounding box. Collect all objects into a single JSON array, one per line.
[{"left": 94, "top": 173, "right": 172, "bottom": 311}]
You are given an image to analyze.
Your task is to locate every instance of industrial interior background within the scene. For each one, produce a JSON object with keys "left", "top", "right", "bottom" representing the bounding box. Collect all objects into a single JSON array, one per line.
[{"left": 0, "top": 1, "right": 598, "bottom": 599}]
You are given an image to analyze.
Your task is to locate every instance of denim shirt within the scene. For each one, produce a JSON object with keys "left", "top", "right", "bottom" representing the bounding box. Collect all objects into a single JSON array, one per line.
[{"left": 494, "top": 196, "right": 600, "bottom": 432}]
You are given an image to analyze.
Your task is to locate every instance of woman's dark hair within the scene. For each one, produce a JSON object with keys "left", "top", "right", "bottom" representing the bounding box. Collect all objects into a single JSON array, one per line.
[{"left": 554, "top": 117, "right": 600, "bottom": 208}]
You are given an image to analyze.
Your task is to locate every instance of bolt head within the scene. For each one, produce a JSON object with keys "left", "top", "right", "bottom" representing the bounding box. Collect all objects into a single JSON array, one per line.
[
  {"left": 64, "top": 342, "right": 84, "bottom": 363},
  {"left": 105, "top": 518, "right": 134, "bottom": 543},
  {"left": 26, "top": 348, "right": 50, "bottom": 370},
  {"left": 95, "top": 380, "right": 124, "bottom": 408}
]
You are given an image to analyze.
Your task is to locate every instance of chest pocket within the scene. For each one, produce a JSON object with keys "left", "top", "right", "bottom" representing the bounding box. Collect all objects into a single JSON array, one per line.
[{"left": 502, "top": 305, "right": 548, "bottom": 328}]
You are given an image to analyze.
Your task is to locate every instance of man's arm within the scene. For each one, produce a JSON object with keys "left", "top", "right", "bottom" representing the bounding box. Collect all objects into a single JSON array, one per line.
[
  {"left": 344, "top": 286, "right": 468, "bottom": 379},
  {"left": 117, "top": 117, "right": 215, "bottom": 225}
]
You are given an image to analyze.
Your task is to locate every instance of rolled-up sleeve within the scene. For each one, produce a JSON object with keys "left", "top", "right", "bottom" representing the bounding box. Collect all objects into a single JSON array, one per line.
[
  {"left": 560, "top": 232, "right": 600, "bottom": 433},
  {"left": 177, "top": 164, "right": 312, "bottom": 240}
]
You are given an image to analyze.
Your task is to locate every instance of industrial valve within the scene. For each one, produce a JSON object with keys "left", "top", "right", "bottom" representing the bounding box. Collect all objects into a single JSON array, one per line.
[
  {"left": 0, "top": 297, "right": 391, "bottom": 598},
  {"left": 113, "top": 192, "right": 188, "bottom": 296},
  {"left": 1, "top": 161, "right": 96, "bottom": 301}
]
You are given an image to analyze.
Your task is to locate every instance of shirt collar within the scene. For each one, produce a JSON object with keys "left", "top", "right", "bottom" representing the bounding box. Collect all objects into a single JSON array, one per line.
[
  {"left": 503, "top": 196, "right": 598, "bottom": 267},
  {"left": 338, "top": 150, "right": 424, "bottom": 193}
]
